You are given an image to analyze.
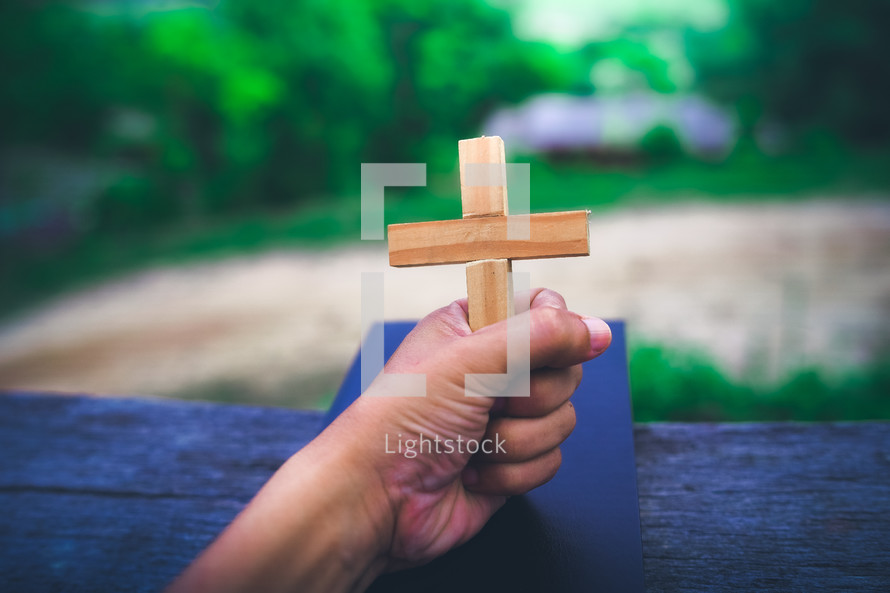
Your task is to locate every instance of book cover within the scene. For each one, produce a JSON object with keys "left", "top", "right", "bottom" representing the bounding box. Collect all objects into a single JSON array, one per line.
[{"left": 323, "top": 320, "right": 644, "bottom": 592}]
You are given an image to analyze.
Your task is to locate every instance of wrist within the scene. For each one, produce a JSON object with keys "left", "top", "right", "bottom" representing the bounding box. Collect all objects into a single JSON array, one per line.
[
  {"left": 303, "top": 403, "right": 401, "bottom": 583},
  {"left": 166, "top": 406, "right": 398, "bottom": 593}
]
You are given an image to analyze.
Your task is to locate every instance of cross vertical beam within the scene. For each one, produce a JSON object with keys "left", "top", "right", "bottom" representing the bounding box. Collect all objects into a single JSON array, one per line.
[
  {"left": 387, "top": 136, "right": 590, "bottom": 333},
  {"left": 459, "top": 136, "right": 513, "bottom": 331}
]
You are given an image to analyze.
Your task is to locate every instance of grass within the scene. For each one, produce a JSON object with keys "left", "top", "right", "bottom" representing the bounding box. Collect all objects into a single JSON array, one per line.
[
  {"left": 161, "top": 341, "right": 890, "bottom": 422},
  {"left": 630, "top": 344, "right": 890, "bottom": 422}
]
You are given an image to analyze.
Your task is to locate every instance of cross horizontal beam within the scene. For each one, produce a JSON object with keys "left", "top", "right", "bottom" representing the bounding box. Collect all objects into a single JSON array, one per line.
[{"left": 388, "top": 210, "right": 590, "bottom": 267}]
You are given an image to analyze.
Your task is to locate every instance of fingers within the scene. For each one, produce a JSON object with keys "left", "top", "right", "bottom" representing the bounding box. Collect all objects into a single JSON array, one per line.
[
  {"left": 464, "top": 398, "right": 576, "bottom": 496},
  {"left": 499, "top": 365, "right": 582, "bottom": 418},
  {"left": 456, "top": 300, "right": 610, "bottom": 380},
  {"left": 463, "top": 447, "right": 562, "bottom": 496},
  {"left": 482, "top": 400, "right": 576, "bottom": 462},
  {"left": 472, "top": 287, "right": 610, "bottom": 370},
  {"left": 406, "top": 287, "right": 609, "bottom": 373},
  {"left": 456, "top": 288, "right": 567, "bottom": 318}
]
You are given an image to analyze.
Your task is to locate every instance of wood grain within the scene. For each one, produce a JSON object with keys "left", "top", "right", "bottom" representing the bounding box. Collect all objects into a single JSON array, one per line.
[
  {"left": 634, "top": 422, "right": 890, "bottom": 592},
  {"left": 388, "top": 211, "right": 590, "bottom": 267},
  {"left": 3, "top": 393, "right": 888, "bottom": 592},
  {"left": 457, "top": 136, "right": 507, "bottom": 219},
  {"left": 458, "top": 135, "right": 512, "bottom": 330},
  {"left": 466, "top": 259, "right": 513, "bottom": 331},
  {"left": 0, "top": 393, "right": 322, "bottom": 593}
]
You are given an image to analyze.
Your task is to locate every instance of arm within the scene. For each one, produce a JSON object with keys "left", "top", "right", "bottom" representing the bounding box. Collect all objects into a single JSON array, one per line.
[{"left": 166, "top": 288, "right": 612, "bottom": 592}]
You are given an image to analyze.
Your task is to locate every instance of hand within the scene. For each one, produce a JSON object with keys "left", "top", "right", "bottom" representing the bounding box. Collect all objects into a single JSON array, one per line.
[
  {"left": 340, "top": 288, "right": 612, "bottom": 570},
  {"left": 166, "top": 288, "right": 611, "bottom": 593}
]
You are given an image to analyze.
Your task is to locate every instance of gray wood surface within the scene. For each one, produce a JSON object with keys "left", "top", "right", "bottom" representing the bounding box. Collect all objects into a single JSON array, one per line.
[
  {"left": 1, "top": 393, "right": 888, "bottom": 592},
  {"left": 635, "top": 423, "right": 890, "bottom": 592}
]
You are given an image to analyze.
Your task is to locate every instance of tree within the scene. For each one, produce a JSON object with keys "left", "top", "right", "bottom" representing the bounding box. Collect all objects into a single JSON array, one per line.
[{"left": 688, "top": 0, "right": 890, "bottom": 147}]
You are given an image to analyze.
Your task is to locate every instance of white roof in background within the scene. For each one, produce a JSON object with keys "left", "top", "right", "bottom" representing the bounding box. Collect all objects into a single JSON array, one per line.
[{"left": 482, "top": 92, "right": 737, "bottom": 155}]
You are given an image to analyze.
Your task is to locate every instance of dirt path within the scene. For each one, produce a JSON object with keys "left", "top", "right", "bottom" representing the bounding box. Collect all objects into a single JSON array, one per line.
[{"left": 1, "top": 199, "right": 889, "bottom": 407}]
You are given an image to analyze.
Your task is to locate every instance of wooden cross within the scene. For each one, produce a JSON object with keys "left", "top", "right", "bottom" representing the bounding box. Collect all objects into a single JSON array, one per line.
[{"left": 388, "top": 136, "right": 590, "bottom": 331}]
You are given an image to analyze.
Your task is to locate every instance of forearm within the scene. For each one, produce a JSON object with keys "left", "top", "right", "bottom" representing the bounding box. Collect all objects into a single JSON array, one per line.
[
  {"left": 165, "top": 291, "right": 604, "bottom": 591},
  {"left": 165, "top": 425, "right": 393, "bottom": 593}
]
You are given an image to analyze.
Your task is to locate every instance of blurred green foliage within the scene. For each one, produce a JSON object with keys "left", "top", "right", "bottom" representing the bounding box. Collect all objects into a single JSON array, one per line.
[
  {"left": 689, "top": 0, "right": 890, "bottom": 145},
  {"left": 3, "top": 1, "right": 887, "bottom": 245},
  {"left": 631, "top": 344, "right": 890, "bottom": 422},
  {"left": 0, "top": 0, "right": 580, "bottom": 233},
  {"left": 1, "top": 0, "right": 888, "bottom": 420}
]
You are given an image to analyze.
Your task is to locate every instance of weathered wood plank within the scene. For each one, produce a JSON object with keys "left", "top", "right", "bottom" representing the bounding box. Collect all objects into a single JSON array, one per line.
[
  {"left": 1, "top": 394, "right": 889, "bottom": 592},
  {"left": 388, "top": 211, "right": 590, "bottom": 267},
  {"left": 635, "top": 422, "right": 890, "bottom": 592},
  {"left": 0, "top": 393, "right": 322, "bottom": 592}
]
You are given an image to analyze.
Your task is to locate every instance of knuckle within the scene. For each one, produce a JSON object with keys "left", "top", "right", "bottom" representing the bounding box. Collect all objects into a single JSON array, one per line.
[
  {"left": 535, "top": 303, "right": 562, "bottom": 326},
  {"left": 551, "top": 447, "right": 563, "bottom": 473},
  {"left": 568, "top": 364, "right": 583, "bottom": 390},
  {"left": 501, "top": 463, "right": 527, "bottom": 494},
  {"left": 536, "top": 288, "right": 567, "bottom": 309},
  {"left": 562, "top": 403, "right": 577, "bottom": 436},
  {"left": 543, "top": 448, "right": 562, "bottom": 482},
  {"left": 535, "top": 306, "right": 571, "bottom": 344}
]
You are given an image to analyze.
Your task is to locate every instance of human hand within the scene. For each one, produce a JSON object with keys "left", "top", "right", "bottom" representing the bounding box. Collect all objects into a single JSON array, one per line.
[
  {"left": 166, "top": 288, "right": 611, "bottom": 593},
  {"left": 335, "top": 288, "right": 612, "bottom": 570}
]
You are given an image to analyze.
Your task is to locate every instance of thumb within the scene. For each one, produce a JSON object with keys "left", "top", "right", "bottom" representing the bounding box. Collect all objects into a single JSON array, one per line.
[
  {"left": 460, "top": 306, "right": 611, "bottom": 373},
  {"left": 382, "top": 300, "right": 473, "bottom": 374},
  {"left": 528, "top": 307, "right": 611, "bottom": 369}
]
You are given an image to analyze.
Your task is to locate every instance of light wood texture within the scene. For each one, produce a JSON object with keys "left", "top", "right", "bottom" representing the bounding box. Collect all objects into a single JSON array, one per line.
[
  {"left": 458, "top": 136, "right": 508, "bottom": 219},
  {"left": 388, "top": 211, "right": 590, "bottom": 267},
  {"left": 466, "top": 259, "right": 513, "bottom": 331},
  {"left": 388, "top": 135, "right": 590, "bottom": 332},
  {"left": 458, "top": 136, "right": 512, "bottom": 328}
]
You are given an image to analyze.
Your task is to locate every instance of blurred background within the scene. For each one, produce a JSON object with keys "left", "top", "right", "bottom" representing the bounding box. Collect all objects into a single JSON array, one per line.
[{"left": 1, "top": 0, "right": 888, "bottom": 420}]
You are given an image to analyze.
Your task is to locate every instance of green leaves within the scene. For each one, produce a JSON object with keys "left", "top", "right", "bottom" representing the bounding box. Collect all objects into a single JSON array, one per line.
[{"left": 688, "top": 0, "right": 890, "bottom": 146}]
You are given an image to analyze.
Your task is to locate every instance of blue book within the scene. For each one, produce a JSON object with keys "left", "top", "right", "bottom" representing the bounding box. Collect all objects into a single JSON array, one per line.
[{"left": 323, "top": 320, "right": 644, "bottom": 593}]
